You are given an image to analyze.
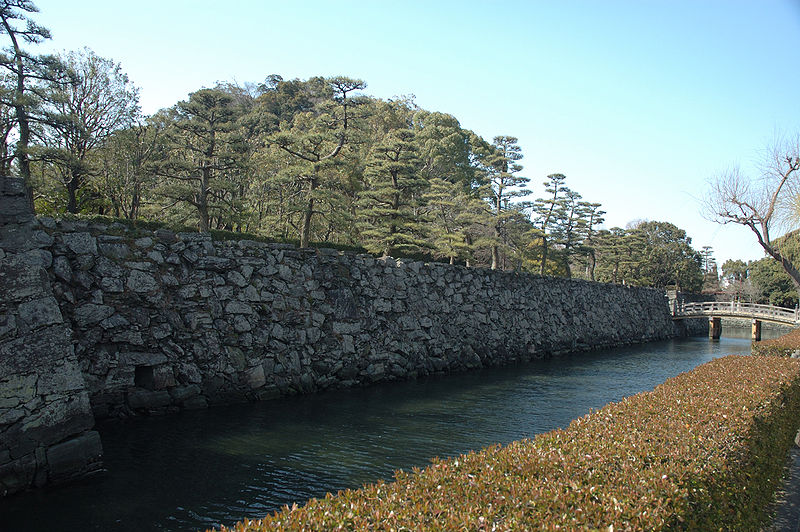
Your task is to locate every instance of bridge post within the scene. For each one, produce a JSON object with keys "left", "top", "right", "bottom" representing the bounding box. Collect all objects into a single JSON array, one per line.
[
  {"left": 751, "top": 319, "right": 762, "bottom": 341},
  {"left": 709, "top": 317, "right": 721, "bottom": 340}
]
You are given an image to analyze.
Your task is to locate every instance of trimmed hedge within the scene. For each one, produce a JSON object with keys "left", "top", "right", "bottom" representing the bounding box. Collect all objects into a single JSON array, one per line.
[
  {"left": 219, "top": 356, "right": 800, "bottom": 531},
  {"left": 753, "top": 328, "right": 800, "bottom": 357}
]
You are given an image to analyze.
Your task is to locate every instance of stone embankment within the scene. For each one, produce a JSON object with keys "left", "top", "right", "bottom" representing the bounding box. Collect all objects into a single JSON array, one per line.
[
  {"left": 0, "top": 176, "right": 679, "bottom": 495},
  {"left": 0, "top": 178, "right": 101, "bottom": 496}
]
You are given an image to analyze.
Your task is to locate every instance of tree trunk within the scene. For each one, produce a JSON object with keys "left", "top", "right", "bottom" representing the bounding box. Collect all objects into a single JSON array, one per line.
[
  {"left": 539, "top": 236, "right": 549, "bottom": 275},
  {"left": 197, "top": 169, "right": 210, "bottom": 232},
  {"left": 587, "top": 250, "right": 597, "bottom": 281},
  {"left": 300, "top": 174, "right": 317, "bottom": 248},
  {"left": 66, "top": 171, "right": 80, "bottom": 213}
]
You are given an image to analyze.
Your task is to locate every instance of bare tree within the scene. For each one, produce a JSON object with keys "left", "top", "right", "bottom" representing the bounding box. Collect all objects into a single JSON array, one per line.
[{"left": 705, "top": 135, "right": 800, "bottom": 297}]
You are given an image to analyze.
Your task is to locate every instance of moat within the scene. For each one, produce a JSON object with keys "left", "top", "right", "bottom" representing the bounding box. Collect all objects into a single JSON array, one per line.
[{"left": 0, "top": 329, "right": 782, "bottom": 531}]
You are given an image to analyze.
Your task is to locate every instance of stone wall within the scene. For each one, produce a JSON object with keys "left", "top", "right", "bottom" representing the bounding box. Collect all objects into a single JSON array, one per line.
[
  {"left": 44, "top": 220, "right": 675, "bottom": 419},
  {"left": 0, "top": 178, "right": 101, "bottom": 496},
  {"left": 1, "top": 177, "right": 679, "bottom": 494}
]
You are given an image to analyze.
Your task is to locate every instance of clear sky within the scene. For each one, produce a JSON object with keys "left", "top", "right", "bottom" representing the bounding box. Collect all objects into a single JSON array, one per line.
[{"left": 32, "top": 0, "right": 800, "bottom": 266}]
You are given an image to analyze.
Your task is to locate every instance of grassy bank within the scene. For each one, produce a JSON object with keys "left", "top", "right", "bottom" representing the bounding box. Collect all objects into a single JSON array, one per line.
[{"left": 218, "top": 356, "right": 800, "bottom": 530}]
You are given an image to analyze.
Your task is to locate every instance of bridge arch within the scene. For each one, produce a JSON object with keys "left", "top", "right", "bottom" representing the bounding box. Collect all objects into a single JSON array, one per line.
[{"left": 671, "top": 301, "right": 799, "bottom": 340}]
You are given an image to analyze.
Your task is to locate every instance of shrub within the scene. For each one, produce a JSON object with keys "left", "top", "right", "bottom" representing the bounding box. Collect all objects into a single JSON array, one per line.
[
  {"left": 753, "top": 328, "right": 800, "bottom": 357},
  {"left": 218, "top": 356, "right": 800, "bottom": 531}
]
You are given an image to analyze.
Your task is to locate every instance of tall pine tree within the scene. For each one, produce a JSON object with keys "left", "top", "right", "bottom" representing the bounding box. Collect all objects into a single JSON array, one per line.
[
  {"left": 358, "top": 128, "right": 428, "bottom": 257},
  {"left": 485, "top": 136, "right": 528, "bottom": 270}
]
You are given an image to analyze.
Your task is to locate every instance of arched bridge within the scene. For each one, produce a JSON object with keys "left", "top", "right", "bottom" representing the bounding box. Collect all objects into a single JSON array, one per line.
[{"left": 672, "top": 301, "right": 799, "bottom": 340}]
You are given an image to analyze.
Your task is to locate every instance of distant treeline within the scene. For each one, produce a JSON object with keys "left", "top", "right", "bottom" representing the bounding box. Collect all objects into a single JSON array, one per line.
[{"left": 0, "top": 2, "right": 704, "bottom": 290}]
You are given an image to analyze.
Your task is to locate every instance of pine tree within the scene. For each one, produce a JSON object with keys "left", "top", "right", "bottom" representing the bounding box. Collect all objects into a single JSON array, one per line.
[
  {"left": 485, "top": 136, "right": 529, "bottom": 270},
  {"left": 156, "top": 88, "right": 245, "bottom": 231},
  {"left": 270, "top": 76, "right": 365, "bottom": 248},
  {"left": 531, "top": 173, "right": 566, "bottom": 274},
  {"left": 0, "top": 1, "right": 66, "bottom": 192},
  {"left": 581, "top": 202, "right": 605, "bottom": 280},
  {"left": 357, "top": 129, "right": 428, "bottom": 257},
  {"left": 423, "top": 177, "right": 488, "bottom": 264}
]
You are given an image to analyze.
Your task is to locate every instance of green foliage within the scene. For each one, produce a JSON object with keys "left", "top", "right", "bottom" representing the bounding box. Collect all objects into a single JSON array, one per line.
[
  {"left": 736, "top": 230, "right": 800, "bottom": 307},
  {"left": 722, "top": 258, "right": 749, "bottom": 283},
  {"left": 0, "top": 0, "right": 68, "bottom": 182},
  {"left": 39, "top": 48, "right": 140, "bottom": 213},
  {"left": 750, "top": 257, "right": 798, "bottom": 308},
  {"left": 422, "top": 177, "right": 487, "bottom": 264},
  {"left": 221, "top": 356, "right": 800, "bottom": 531},
  {"left": 156, "top": 87, "right": 248, "bottom": 232},
  {"left": 594, "top": 221, "right": 703, "bottom": 291},
  {"left": 266, "top": 76, "right": 367, "bottom": 248},
  {"left": 5, "top": 7, "right": 707, "bottom": 280},
  {"left": 484, "top": 135, "right": 529, "bottom": 270},
  {"left": 357, "top": 128, "right": 428, "bottom": 256},
  {"left": 90, "top": 120, "right": 164, "bottom": 219},
  {"left": 530, "top": 173, "right": 565, "bottom": 275}
]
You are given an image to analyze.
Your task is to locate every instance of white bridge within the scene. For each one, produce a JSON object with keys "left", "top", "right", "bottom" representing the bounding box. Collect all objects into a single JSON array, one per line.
[{"left": 671, "top": 300, "right": 799, "bottom": 339}]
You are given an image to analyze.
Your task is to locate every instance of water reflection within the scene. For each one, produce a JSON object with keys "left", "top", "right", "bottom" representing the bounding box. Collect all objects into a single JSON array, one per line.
[{"left": 0, "top": 329, "right": 784, "bottom": 531}]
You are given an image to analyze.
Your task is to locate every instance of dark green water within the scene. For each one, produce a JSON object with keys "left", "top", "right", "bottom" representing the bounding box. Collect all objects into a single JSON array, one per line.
[{"left": 0, "top": 329, "right": 782, "bottom": 531}]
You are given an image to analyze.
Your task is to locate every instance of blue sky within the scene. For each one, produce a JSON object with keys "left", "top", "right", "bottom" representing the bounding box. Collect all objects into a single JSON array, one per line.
[{"left": 33, "top": 0, "right": 800, "bottom": 266}]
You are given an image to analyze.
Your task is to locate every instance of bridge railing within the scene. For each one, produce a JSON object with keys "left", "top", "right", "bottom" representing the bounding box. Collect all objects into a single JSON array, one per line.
[{"left": 672, "top": 300, "right": 800, "bottom": 324}]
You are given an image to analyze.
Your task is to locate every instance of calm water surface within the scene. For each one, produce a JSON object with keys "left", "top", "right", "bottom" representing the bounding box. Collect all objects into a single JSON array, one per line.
[{"left": 0, "top": 329, "right": 783, "bottom": 531}]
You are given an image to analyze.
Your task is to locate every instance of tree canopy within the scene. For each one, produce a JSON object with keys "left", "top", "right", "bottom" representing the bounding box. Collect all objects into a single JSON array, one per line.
[{"left": 0, "top": 3, "right": 717, "bottom": 293}]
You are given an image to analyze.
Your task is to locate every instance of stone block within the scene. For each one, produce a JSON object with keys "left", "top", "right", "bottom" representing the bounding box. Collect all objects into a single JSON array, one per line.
[
  {"left": 227, "top": 270, "right": 248, "bottom": 287},
  {"left": 18, "top": 297, "right": 63, "bottom": 332},
  {"left": 111, "top": 329, "right": 144, "bottom": 345},
  {"left": 197, "top": 256, "right": 232, "bottom": 272},
  {"left": 0, "top": 255, "right": 49, "bottom": 302},
  {"left": 15, "top": 249, "right": 52, "bottom": 269},
  {"left": 62, "top": 232, "right": 97, "bottom": 255},
  {"left": 0, "top": 453, "right": 36, "bottom": 496},
  {"left": 99, "top": 313, "right": 130, "bottom": 329},
  {"left": 153, "top": 366, "right": 176, "bottom": 389},
  {"left": 98, "top": 242, "right": 131, "bottom": 259},
  {"left": 233, "top": 315, "right": 252, "bottom": 332},
  {"left": 45, "top": 430, "right": 103, "bottom": 484},
  {"left": 126, "top": 270, "right": 158, "bottom": 293},
  {"left": 152, "top": 323, "right": 172, "bottom": 339},
  {"left": 245, "top": 365, "right": 266, "bottom": 389},
  {"left": 134, "top": 237, "right": 153, "bottom": 248},
  {"left": 37, "top": 362, "right": 87, "bottom": 394},
  {"left": 73, "top": 304, "right": 115, "bottom": 327},
  {"left": 147, "top": 250, "right": 164, "bottom": 263},
  {"left": 256, "top": 385, "right": 281, "bottom": 400},
  {"left": 20, "top": 393, "right": 94, "bottom": 448},
  {"left": 169, "top": 385, "right": 200, "bottom": 402},
  {"left": 53, "top": 255, "right": 73, "bottom": 282},
  {"left": 224, "top": 301, "right": 254, "bottom": 315},
  {"left": 118, "top": 352, "right": 168, "bottom": 366},
  {"left": 127, "top": 389, "right": 171, "bottom": 410},
  {"left": 0, "top": 313, "right": 17, "bottom": 339},
  {"left": 0, "top": 223, "right": 52, "bottom": 252}
]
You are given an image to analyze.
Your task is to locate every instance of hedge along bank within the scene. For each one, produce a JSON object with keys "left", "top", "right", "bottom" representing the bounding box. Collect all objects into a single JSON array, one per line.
[
  {"left": 219, "top": 355, "right": 800, "bottom": 531},
  {"left": 1, "top": 175, "right": 679, "bottom": 495},
  {"left": 753, "top": 328, "right": 800, "bottom": 357}
]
